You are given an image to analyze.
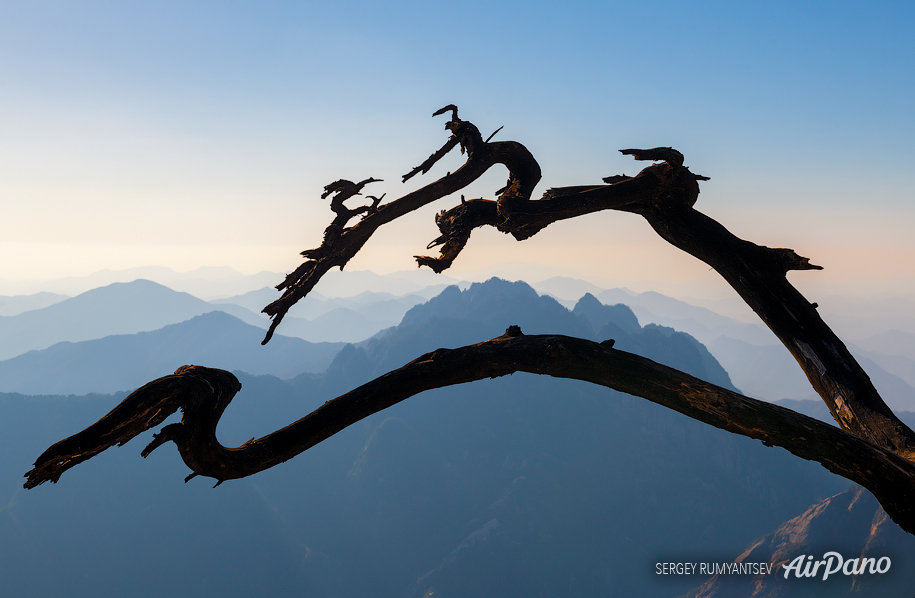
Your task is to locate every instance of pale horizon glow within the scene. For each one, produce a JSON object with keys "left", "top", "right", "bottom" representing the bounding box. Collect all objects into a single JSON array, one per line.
[{"left": 2, "top": 1, "right": 914, "bottom": 300}]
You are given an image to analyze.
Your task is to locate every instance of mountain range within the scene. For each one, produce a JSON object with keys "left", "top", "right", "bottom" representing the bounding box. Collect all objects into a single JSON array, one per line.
[
  {"left": 4, "top": 277, "right": 909, "bottom": 597},
  {"left": 8, "top": 267, "right": 915, "bottom": 405},
  {"left": 0, "top": 264, "right": 463, "bottom": 299},
  {"left": 0, "top": 291, "right": 68, "bottom": 316},
  {"left": 7, "top": 273, "right": 915, "bottom": 407},
  {"left": 0, "top": 310, "right": 343, "bottom": 394},
  {"left": 0, "top": 279, "right": 447, "bottom": 363},
  {"left": 213, "top": 286, "right": 434, "bottom": 343},
  {"left": 3, "top": 270, "right": 915, "bottom": 596},
  {"left": 0, "top": 279, "right": 266, "bottom": 361}
]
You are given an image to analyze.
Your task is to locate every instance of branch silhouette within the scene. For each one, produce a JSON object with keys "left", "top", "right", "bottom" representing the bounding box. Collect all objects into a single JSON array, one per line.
[
  {"left": 25, "top": 106, "right": 915, "bottom": 535},
  {"left": 25, "top": 333, "right": 915, "bottom": 534},
  {"left": 260, "top": 105, "right": 540, "bottom": 344}
]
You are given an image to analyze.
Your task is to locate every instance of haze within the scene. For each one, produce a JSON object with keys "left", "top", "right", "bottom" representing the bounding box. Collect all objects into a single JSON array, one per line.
[{"left": 1, "top": 1, "right": 913, "bottom": 301}]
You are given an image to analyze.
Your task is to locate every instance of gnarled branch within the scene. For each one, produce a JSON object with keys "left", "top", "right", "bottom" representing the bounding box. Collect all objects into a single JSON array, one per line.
[
  {"left": 264, "top": 108, "right": 915, "bottom": 460},
  {"left": 27, "top": 107, "right": 915, "bottom": 538},
  {"left": 24, "top": 331, "right": 915, "bottom": 533},
  {"left": 447, "top": 149, "right": 915, "bottom": 457},
  {"left": 260, "top": 105, "right": 541, "bottom": 344}
]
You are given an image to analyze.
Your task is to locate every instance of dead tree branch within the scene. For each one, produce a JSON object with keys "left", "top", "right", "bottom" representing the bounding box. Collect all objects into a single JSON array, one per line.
[
  {"left": 26, "top": 106, "right": 915, "bottom": 537},
  {"left": 24, "top": 332, "right": 915, "bottom": 533},
  {"left": 261, "top": 105, "right": 541, "bottom": 343},
  {"left": 414, "top": 147, "right": 915, "bottom": 460},
  {"left": 263, "top": 108, "right": 915, "bottom": 461}
]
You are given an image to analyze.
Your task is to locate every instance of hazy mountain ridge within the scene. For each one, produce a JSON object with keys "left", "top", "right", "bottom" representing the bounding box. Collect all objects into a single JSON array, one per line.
[
  {"left": 0, "top": 266, "right": 281, "bottom": 298},
  {"left": 0, "top": 277, "right": 854, "bottom": 597},
  {"left": 0, "top": 279, "right": 442, "bottom": 362},
  {"left": 213, "top": 287, "right": 433, "bottom": 343},
  {"left": 8, "top": 272, "right": 915, "bottom": 407},
  {"left": 0, "top": 279, "right": 268, "bottom": 361},
  {"left": 0, "top": 265, "right": 465, "bottom": 300},
  {"left": 0, "top": 291, "right": 69, "bottom": 316},
  {"left": 213, "top": 287, "right": 429, "bottom": 320},
  {"left": 0, "top": 311, "right": 343, "bottom": 395},
  {"left": 3, "top": 273, "right": 914, "bottom": 596},
  {"left": 335, "top": 279, "right": 736, "bottom": 392}
]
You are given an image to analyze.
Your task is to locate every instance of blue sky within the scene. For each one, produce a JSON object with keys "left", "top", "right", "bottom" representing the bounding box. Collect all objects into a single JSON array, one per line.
[{"left": 2, "top": 1, "right": 913, "bottom": 297}]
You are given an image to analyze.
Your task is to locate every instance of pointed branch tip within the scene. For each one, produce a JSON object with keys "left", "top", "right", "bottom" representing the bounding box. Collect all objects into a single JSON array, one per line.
[
  {"left": 620, "top": 147, "right": 684, "bottom": 167},
  {"left": 485, "top": 126, "right": 504, "bottom": 143},
  {"left": 433, "top": 104, "right": 459, "bottom": 119}
]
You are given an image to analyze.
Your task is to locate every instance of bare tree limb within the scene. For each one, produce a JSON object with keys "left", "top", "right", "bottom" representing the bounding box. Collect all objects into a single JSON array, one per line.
[
  {"left": 27, "top": 106, "right": 915, "bottom": 538},
  {"left": 398, "top": 134, "right": 915, "bottom": 461},
  {"left": 24, "top": 331, "right": 915, "bottom": 534},
  {"left": 260, "top": 105, "right": 541, "bottom": 344},
  {"left": 258, "top": 105, "right": 915, "bottom": 483}
]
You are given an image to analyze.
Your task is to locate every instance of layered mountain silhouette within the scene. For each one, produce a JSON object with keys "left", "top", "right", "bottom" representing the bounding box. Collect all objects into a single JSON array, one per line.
[
  {"left": 709, "top": 336, "right": 915, "bottom": 411},
  {"left": 0, "top": 279, "right": 265, "bottom": 361},
  {"left": 0, "top": 311, "right": 343, "bottom": 394},
  {"left": 359, "top": 280, "right": 735, "bottom": 391},
  {"left": 0, "top": 278, "right": 906, "bottom": 597},
  {"left": 0, "top": 291, "right": 67, "bottom": 316},
  {"left": 594, "top": 288, "right": 775, "bottom": 346}
]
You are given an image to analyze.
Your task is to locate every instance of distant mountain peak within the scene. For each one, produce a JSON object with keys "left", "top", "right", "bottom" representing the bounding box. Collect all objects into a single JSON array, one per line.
[
  {"left": 399, "top": 278, "right": 588, "bottom": 338},
  {"left": 572, "top": 293, "right": 641, "bottom": 335}
]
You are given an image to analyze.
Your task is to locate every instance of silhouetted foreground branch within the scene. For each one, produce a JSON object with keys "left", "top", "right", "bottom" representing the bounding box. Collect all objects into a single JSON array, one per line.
[
  {"left": 27, "top": 106, "right": 915, "bottom": 537},
  {"left": 261, "top": 106, "right": 915, "bottom": 463},
  {"left": 24, "top": 330, "right": 915, "bottom": 533},
  {"left": 260, "top": 105, "right": 540, "bottom": 344}
]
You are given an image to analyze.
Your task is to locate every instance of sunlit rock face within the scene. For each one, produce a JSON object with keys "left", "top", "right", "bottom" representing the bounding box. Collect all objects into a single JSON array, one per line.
[{"left": 686, "top": 485, "right": 915, "bottom": 598}]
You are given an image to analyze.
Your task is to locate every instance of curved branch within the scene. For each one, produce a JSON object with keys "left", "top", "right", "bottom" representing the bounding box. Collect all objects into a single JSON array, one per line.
[
  {"left": 24, "top": 331, "right": 915, "bottom": 534},
  {"left": 23, "top": 365, "right": 242, "bottom": 488},
  {"left": 411, "top": 157, "right": 698, "bottom": 270},
  {"left": 260, "top": 106, "right": 541, "bottom": 344},
  {"left": 110, "top": 108, "right": 912, "bottom": 534},
  {"left": 615, "top": 169, "right": 915, "bottom": 459},
  {"left": 403, "top": 146, "right": 915, "bottom": 460}
]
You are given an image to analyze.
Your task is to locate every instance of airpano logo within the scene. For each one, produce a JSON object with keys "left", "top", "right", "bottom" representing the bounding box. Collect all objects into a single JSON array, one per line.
[
  {"left": 781, "top": 552, "right": 891, "bottom": 580},
  {"left": 655, "top": 552, "right": 893, "bottom": 581}
]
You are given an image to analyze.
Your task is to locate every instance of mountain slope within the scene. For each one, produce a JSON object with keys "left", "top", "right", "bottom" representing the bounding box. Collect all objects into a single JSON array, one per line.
[
  {"left": 215, "top": 287, "right": 432, "bottom": 343},
  {"left": 0, "top": 311, "right": 343, "bottom": 394},
  {"left": 0, "top": 277, "right": 878, "bottom": 597},
  {"left": 708, "top": 336, "right": 915, "bottom": 410},
  {"left": 686, "top": 485, "right": 915, "bottom": 597},
  {"left": 0, "top": 291, "right": 68, "bottom": 316},
  {"left": 0, "top": 279, "right": 267, "bottom": 361}
]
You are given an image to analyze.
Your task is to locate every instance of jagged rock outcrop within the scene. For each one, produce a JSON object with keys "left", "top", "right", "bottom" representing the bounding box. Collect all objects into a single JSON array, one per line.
[{"left": 687, "top": 486, "right": 915, "bottom": 597}]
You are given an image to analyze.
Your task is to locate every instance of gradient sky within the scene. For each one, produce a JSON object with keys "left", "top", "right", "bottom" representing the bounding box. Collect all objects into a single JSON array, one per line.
[{"left": 2, "top": 1, "right": 914, "bottom": 298}]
